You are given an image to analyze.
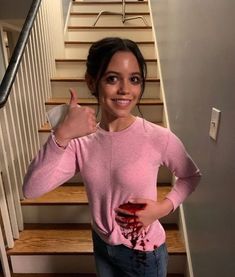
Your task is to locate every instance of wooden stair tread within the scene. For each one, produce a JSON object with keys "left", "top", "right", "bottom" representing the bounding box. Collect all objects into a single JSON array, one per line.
[
  {"left": 65, "top": 40, "right": 154, "bottom": 45},
  {"left": 68, "top": 26, "right": 151, "bottom": 30},
  {"left": 11, "top": 273, "right": 184, "bottom": 277},
  {"left": 39, "top": 121, "right": 165, "bottom": 132},
  {"left": 70, "top": 12, "right": 150, "bottom": 16},
  {"left": 11, "top": 273, "right": 96, "bottom": 277},
  {"left": 45, "top": 98, "right": 163, "bottom": 105},
  {"left": 7, "top": 224, "right": 185, "bottom": 255},
  {"left": 55, "top": 58, "right": 157, "bottom": 62},
  {"left": 51, "top": 77, "right": 160, "bottom": 82},
  {"left": 73, "top": 1, "right": 148, "bottom": 5},
  {"left": 21, "top": 185, "right": 171, "bottom": 205}
]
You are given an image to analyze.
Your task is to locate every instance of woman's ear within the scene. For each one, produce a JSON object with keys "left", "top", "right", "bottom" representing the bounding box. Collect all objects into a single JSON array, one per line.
[{"left": 85, "top": 73, "right": 95, "bottom": 92}]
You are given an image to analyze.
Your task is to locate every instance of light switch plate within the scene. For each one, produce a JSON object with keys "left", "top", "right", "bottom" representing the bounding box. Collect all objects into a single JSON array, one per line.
[{"left": 209, "top": 108, "right": 221, "bottom": 140}]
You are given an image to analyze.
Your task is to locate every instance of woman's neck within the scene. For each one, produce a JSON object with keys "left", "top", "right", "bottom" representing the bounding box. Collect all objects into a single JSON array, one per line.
[{"left": 99, "top": 115, "right": 136, "bottom": 132}]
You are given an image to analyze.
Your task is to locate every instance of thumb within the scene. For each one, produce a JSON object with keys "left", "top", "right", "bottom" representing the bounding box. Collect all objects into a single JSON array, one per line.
[{"left": 69, "top": 88, "right": 78, "bottom": 108}]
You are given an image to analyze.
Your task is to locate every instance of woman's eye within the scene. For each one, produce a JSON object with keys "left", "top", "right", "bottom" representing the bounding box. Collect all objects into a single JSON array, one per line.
[
  {"left": 106, "top": 75, "right": 118, "bottom": 84},
  {"left": 130, "top": 76, "right": 142, "bottom": 84}
]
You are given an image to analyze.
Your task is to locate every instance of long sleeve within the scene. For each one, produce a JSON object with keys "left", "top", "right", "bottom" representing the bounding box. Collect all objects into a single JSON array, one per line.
[
  {"left": 23, "top": 134, "right": 79, "bottom": 199},
  {"left": 163, "top": 131, "right": 201, "bottom": 210}
]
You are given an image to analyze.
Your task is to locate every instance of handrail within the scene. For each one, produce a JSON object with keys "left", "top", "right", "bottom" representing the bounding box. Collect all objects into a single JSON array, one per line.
[{"left": 0, "top": 0, "right": 42, "bottom": 109}]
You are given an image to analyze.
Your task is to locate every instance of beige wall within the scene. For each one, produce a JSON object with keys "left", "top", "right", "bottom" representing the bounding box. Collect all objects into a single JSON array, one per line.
[{"left": 150, "top": 0, "right": 235, "bottom": 276}]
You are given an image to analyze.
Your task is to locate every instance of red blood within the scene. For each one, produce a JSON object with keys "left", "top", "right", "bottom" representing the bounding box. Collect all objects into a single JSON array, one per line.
[
  {"left": 118, "top": 202, "right": 147, "bottom": 250},
  {"left": 119, "top": 202, "right": 146, "bottom": 213}
]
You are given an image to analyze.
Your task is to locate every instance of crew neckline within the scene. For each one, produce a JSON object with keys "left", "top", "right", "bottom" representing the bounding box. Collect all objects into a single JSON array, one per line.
[{"left": 97, "top": 116, "right": 140, "bottom": 135}]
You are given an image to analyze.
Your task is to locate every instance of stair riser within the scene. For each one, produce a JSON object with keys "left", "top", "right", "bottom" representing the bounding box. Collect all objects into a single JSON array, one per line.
[
  {"left": 65, "top": 43, "right": 156, "bottom": 59},
  {"left": 22, "top": 205, "right": 178, "bottom": 224},
  {"left": 22, "top": 206, "right": 91, "bottom": 224},
  {"left": 65, "top": 29, "right": 153, "bottom": 41},
  {"left": 10, "top": 254, "right": 186, "bottom": 274},
  {"left": 51, "top": 81, "right": 161, "bottom": 99},
  {"left": 69, "top": 14, "right": 151, "bottom": 26},
  {"left": 55, "top": 61, "right": 158, "bottom": 78},
  {"left": 71, "top": 3, "right": 149, "bottom": 13}
]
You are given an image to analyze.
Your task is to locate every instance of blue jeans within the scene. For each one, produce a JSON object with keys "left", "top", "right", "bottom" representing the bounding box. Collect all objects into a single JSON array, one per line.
[{"left": 92, "top": 230, "right": 168, "bottom": 277}]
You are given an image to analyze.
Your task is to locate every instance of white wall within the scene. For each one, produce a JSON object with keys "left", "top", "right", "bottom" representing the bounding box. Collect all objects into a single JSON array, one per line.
[{"left": 150, "top": 0, "right": 235, "bottom": 276}]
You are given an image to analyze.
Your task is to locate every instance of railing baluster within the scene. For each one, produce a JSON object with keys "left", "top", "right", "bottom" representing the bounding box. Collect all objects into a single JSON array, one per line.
[
  {"left": 0, "top": 171, "right": 14, "bottom": 248},
  {"left": 17, "top": 58, "right": 34, "bottom": 161},
  {"left": 43, "top": 0, "right": 56, "bottom": 77},
  {"left": 34, "top": 17, "right": 47, "bottom": 117},
  {"left": 0, "top": 120, "right": 19, "bottom": 239},
  {"left": 0, "top": 104, "right": 23, "bottom": 230},
  {"left": 2, "top": 91, "right": 24, "bottom": 199},
  {"left": 24, "top": 45, "right": 40, "bottom": 153},
  {"left": 0, "top": 223, "right": 11, "bottom": 277},
  {"left": 13, "top": 74, "right": 31, "bottom": 166},
  {"left": 31, "top": 26, "right": 45, "bottom": 126},
  {"left": 38, "top": 7, "right": 51, "bottom": 101},
  {"left": 39, "top": 4, "right": 51, "bottom": 99}
]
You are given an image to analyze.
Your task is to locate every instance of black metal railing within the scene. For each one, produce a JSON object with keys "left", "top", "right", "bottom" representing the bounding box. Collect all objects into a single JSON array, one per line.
[{"left": 0, "top": 0, "right": 41, "bottom": 108}]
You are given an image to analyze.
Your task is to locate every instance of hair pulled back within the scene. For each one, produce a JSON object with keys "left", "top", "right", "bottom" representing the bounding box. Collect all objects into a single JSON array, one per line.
[{"left": 86, "top": 37, "right": 147, "bottom": 98}]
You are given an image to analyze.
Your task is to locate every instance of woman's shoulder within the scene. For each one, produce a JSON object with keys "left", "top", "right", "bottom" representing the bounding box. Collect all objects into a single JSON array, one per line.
[{"left": 136, "top": 117, "right": 170, "bottom": 136}]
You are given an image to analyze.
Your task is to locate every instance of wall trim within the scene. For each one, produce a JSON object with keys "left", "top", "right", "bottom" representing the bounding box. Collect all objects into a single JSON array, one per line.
[{"left": 148, "top": 1, "right": 194, "bottom": 277}]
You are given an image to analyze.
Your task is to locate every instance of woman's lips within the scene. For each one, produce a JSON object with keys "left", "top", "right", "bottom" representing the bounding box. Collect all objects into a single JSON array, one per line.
[{"left": 112, "top": 99, "right": 131, "bottom": 107}]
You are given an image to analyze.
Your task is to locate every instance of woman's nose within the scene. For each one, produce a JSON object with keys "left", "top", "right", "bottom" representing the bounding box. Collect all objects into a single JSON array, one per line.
[{"left": 118, "top": 79, "right": 130, "bottom": 95}]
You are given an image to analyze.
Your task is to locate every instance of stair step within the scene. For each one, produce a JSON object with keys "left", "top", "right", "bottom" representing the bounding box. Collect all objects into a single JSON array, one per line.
[
  {"left": 66, "top": 28, "right": 153, "bottom": 41},
  {"left": 44, "top": 97, "right": 163, "bottom": 124},
  {"left": 69, "top": 12, "right": 151, "bottom": 26},
  {"left": 65, "top": 40, "right": 154, "bottom": 45},
  {"left": 50, "top": 78, "right": 160, "bottom": 99},
  {"left": 39, "top": 121, "right": 164, "bottom": 133},
  {"left": 55, "top": 58, "right": 157, "bottom": 62},
  {"left": 71, "top": 1, "right": 149, "bottom": 14},
  {"left": 39, "top": 120, "right": 165, "bottom": 132},
  {"left": 64, "top": 41, "right": 156, "bottom": 60},
  {"left": 45, "top": 98, "right": 163, "bottom": 106},
  {"left": 70, "top": 12, "right": 150, "bottom": 16},
  {"left": 72, "top": 1, "right": 149, "bottom": 5},
  {"left": 55, "top": 58, "right": 158, "bottom": 78},
  {"left": 7, "top": 224, "right": 185, "bottom": 255},
  {"left": 21, "top": 185, "right": 171, "bottom": 205},
  {"left": 21, "top": 183, "right": 176, "bottom": 224},
  {"left": 51, "top": 77, "right": 160, "bottom": 83},
  {"left": 68, "top": 26, "right": 151, "bottom": 30},
  {"left": 12, "top": 273, "right": 184, "bottom": 277}
]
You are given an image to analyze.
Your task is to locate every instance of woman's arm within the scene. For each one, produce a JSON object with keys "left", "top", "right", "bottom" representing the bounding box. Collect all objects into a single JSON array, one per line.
[
  {"left": 163, "top": 130, "right": 202, "bottom": 211},
  {"left": 23, "top": 135, "right": 78, "bottom": 199},
  {"left": 23, "top": 89, "right": 97, "bottom": 199}
]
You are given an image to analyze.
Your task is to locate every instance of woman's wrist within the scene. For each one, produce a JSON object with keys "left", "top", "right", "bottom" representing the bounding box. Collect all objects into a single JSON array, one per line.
[
  {"left": 160, "top": 198, "right": 174, "bottom": 217},
  {"left": 53, "top": 129, "right": 71, "bottom": 149}
]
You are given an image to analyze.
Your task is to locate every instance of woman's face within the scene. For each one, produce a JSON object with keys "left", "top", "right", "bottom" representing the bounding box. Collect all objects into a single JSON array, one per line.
[{"left": 98, "top": 51, "right": 142, "bottom": 122}]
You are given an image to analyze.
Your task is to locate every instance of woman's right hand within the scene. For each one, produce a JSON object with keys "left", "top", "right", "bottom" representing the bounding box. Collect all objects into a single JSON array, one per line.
[{"left": 54, "top": 88, "right": 97, "bottom": 147}]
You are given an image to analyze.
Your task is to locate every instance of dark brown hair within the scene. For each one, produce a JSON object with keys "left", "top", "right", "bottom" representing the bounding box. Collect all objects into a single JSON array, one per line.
[{"left": 86, "top": 37, "right": 147, "bottom": 99}]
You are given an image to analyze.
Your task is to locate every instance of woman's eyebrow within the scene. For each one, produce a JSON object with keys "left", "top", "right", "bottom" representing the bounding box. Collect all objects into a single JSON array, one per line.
[{"left": 103, "top": 71, "right": 141, "bottom": 76}]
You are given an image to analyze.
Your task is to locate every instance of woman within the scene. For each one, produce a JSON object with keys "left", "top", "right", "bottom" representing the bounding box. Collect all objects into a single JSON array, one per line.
[{"left": 23, "top": 37, "right": 201, "bottom": 276}]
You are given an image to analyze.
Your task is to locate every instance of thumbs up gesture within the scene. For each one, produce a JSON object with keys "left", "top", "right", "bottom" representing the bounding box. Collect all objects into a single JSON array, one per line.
[{"left": 54, "top": 89, "right": 97, "bottom": 148}]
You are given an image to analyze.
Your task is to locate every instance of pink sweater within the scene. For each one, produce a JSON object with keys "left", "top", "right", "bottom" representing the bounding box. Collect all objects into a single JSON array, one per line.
[{"left": 23, "top": 117, "right": 201, "bottom": 251}]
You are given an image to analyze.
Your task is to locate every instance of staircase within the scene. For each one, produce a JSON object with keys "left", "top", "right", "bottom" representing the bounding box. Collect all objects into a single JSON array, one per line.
[{"left": 5, "top": 1, "right": 186, "bottom": 276}]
